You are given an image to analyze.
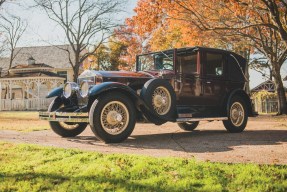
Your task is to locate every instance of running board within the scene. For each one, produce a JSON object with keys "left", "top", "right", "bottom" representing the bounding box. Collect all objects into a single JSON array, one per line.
[{"left": 176, "top": 117, "right": 228, "bottom": 122}]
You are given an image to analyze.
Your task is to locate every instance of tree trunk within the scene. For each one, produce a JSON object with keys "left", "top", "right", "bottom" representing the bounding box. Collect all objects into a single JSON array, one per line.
[
  {"left": 9, "top": 50, "right": 13, "bottom": 69},
  {"left": 273, "top": 64, "right": 287, "bottom": 115},
  {"left": 243, "top": 50, "right": 251, "bottom": 95},
  {"left": 73, "top": 52, "right": 80, "bottom": 82},
  {"left": 73, "top": 65, "right": 80, "bottom": 82}
]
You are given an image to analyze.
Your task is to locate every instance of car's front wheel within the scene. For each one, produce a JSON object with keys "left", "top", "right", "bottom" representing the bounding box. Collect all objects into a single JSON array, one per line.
[
  {"left": 223, "top": 96, "right": 248, "bottom": 133},
  {"left": 89, "top": 92, "right": 136, "bottom": 143},
  {"left": 178, "top": 121, "right": 199, "bottom": 131},
  {"left": 48, "top": 97, "right": 88, "bottom": 137}
]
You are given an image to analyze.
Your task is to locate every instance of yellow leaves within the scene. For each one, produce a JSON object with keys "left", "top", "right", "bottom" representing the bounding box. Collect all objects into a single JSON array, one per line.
[{"left": 252, "top": 90, "right": 277, "bottom": 100}]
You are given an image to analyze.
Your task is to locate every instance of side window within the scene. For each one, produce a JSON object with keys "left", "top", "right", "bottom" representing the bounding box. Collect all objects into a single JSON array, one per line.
[
  {"left": 177, "top": 51, "right": 197, "bottom": 74},
  {"left": 205, "top": 52, "right": 224, "bottom": 76}
]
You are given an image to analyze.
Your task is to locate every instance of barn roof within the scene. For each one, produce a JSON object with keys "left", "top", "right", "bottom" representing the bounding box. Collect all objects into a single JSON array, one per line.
[
  {"left": 0, "top": 45, "right": 75, "bottom": 71},
  {"left": 251, "top": 80, "right": 287, "bottom": 92}
]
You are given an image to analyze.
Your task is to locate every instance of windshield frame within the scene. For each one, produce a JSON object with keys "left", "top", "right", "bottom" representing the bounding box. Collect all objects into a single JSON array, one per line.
[{"left": 136, "top": 49, "right": 176, "bottom": 72}]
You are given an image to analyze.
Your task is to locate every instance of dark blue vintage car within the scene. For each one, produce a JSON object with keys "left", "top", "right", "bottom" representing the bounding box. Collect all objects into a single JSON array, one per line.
[{"left": 39, "top": 47, "right": 255, "bottom": 143}]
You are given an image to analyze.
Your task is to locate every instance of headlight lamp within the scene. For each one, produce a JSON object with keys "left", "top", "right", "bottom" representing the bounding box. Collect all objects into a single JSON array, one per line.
[
  {"left": 79, "top": 81, "right": 89, "bottom": 98},
  {"left": 63, "top": 82, "right": 78, "bottom": 98}
]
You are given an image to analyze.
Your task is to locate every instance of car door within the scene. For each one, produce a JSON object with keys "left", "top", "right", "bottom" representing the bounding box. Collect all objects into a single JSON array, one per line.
[
  {"left": 175, "top": 50, "right": 204, "bottom": 106},
  {"left": 201, "top": 51, "right": 227, "bottom": 106}
]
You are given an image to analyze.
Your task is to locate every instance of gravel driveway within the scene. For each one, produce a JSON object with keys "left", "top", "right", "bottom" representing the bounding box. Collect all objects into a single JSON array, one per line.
[{"left": 1, "top": 117, "right": 286, "bottom": 164}]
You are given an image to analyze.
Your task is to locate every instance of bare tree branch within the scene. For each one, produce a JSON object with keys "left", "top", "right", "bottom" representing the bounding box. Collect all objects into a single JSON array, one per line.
[
  {"left": 34, "top": 0, "right": 124, "bottom": 81},
  {"left": 0, "top": 14, "right": 27, "bottom": 69}
]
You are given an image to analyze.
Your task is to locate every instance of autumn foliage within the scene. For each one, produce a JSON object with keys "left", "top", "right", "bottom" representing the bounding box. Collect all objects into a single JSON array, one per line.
[{"left": 116, "top": 0, "right": 287, "bottom": 114}]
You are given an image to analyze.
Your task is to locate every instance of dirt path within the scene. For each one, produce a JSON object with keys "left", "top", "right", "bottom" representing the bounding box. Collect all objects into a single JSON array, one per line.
[{"left": 1, "top": 117, "right": 287, "bottom": 164}]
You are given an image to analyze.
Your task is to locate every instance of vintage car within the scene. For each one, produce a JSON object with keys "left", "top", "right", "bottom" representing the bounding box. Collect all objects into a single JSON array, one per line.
[{"left": 39, "top": 47, "right": 255, "bottom": 143}]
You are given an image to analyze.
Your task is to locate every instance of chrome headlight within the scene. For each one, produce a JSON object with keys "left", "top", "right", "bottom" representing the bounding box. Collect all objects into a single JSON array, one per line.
[
  {"left": 63, "top": 82, "right": 78, "bottom": 98},
  {"left": 79, "top": 81, "right": 89, "bottom": 98}
]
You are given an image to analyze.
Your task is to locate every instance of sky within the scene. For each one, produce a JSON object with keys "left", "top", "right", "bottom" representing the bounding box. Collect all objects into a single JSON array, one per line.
[
  {"left": 2, "top": 0, "right": 137, "bottom": 47},
  {"left": 1, "top": 0, "right": 287, "bottom": 88}
]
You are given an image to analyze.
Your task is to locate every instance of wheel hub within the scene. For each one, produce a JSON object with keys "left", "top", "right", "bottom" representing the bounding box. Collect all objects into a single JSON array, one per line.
[
  {"left": 106, "top": 111, "right": 123, "bottom": 125},
  {"left": 153, "top": 95, "right": 167, "bottom": 107},
  {"left": 230, "top": 102, "right": 244, "bottom": 126}
]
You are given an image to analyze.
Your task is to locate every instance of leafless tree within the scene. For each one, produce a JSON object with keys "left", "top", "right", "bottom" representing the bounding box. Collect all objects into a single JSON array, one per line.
[
  {"left": 35, "top": 0, "right": 124, "bottom": 81},
  {"left": 0, "top": 15, "right": 27, "bottom": 69},
  {"left": 0, "top": 0, "right": 6, "bottom": 7}
]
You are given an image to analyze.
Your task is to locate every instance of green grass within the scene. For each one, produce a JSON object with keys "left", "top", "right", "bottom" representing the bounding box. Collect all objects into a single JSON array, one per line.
[
  {"left": 0, "top": 143, "right": 287, "bottom": 192},
  {"left": 0, "top": 112, "right": 49, "bottom": 132}
]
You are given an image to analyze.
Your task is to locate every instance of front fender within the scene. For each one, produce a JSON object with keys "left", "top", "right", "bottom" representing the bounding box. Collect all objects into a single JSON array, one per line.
[
  {"left": 46, "top": 87, "right": 63, "bottom": 98},
  {"left": 88, "top": 82, "right": 163, "bottom": 123},
  {"left": 88, "top": 82, "right": 145, "bottom": 106}
]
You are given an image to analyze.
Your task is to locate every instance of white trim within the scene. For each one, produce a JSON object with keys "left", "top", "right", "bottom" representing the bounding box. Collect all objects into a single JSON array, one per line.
[
  {"left": 9, "top": 67, "right": 53, "bottom": 72},
  {"left": 0, "top": 76, "right": 65, "bottom": 81}
]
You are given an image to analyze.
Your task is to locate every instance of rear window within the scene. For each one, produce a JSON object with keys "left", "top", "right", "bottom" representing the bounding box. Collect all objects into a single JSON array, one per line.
[{"left": 205, "top": 52, "right": 224, "bottom": 76}]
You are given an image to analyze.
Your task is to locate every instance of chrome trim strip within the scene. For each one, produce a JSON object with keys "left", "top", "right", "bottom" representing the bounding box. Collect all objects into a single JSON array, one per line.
[
  {"left": 178, "top": 113, "right": 193, "bottom": 118},
  {"left": 176, "top": 117, "right": 228, "bottom": 122},
  {"left": 39, "top": 112, "right": 88, "bottom": 117},
  {"left": 39, "top": 112, "right": 89, "bottom": 123}
]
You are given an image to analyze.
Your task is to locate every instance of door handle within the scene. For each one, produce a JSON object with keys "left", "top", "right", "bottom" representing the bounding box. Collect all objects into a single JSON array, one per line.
[{"left": 206, "top": 81, "right": 211, "bottom": 84}]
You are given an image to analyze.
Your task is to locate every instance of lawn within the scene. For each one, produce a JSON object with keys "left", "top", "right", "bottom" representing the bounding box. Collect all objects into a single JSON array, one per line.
[
  {"left": 0, "top": 142, "right": 286, "bottom": 192},
  {"left": 0, "top": 112, "right": 49, "bottom": 132}
]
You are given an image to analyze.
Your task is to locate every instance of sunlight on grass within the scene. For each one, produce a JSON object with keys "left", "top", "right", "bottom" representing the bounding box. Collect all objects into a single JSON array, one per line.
[
  {"left": 0, "top": 142, "right": 286, "bottom": 192},
  {"left": 0, "top": 112, "right": 49, "bottom": 132}
]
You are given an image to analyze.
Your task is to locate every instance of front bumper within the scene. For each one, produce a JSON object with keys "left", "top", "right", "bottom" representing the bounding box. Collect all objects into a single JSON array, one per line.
[{"left": 39, "top": 112, "right": 89, "bottom": 123}]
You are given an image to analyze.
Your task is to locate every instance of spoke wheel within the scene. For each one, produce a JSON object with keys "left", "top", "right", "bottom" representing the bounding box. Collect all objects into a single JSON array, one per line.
[
  {"left": 140, "top": 79, "right": 176, "bottom": 124},
  {"left": 89, "top": 92, "right": 136, "bottom": 143},
  {"left": 223, "top": 96, "right": 248, "bottom": 133},
  {"left": 100, "top": 101, "right": 129, "bottom": 135},
  {"left": 48, "top": 97, "right": 88, "bottom": 137},
  {"left": 178, "top": 121, "right": 199, "bottom": 131},
  {"left": 230, "top": 102, "right": 245, "bottom": 127},
  {"left": 152, "top": 86, "right": 171, "bottom": 115}
]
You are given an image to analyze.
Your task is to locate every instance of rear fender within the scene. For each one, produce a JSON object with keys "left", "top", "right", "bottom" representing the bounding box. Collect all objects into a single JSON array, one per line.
[{"left": 226, "top": 89, "right": 253, "bottom": 117}]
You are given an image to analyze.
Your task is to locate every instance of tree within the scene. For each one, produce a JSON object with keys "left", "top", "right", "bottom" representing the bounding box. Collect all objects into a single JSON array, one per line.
[
  {"left": 35, "top": 0, "right": 124, "bottom": 81},
  {"left": 0, "top": 0, "right": 6, "bottom": 7},
  {"left": 168, "top": 0, "right": 287, "bottom": 114},
  {"left": 0, "top": 14, "right": 27, "bottom": 69},
  {"left": 108, "top": 37, "right": 128, "bottom": 70},
  {"left": 119, "top": 0, "right": 287, "bottom": 114}
]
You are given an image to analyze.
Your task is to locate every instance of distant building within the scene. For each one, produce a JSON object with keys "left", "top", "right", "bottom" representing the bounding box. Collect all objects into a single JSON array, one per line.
[
  {"left": 0, "top": 45, "right": 77, "bottom": 81},
  {"left": 0, "top": 45, "right": 81, "bottom": 111},
  {"left": 251, "top": 80, "right": 287, "bottom": 114}
]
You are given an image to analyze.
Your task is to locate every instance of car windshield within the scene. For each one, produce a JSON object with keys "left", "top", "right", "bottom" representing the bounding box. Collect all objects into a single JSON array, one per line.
[{"left": 137, "top": 51, "right": 174, "bottom": 71}]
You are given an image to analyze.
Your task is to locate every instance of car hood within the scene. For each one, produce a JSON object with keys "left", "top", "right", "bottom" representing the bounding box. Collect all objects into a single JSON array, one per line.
[{"left": 78, "top": 70, "right": 154, "bottom": 79}]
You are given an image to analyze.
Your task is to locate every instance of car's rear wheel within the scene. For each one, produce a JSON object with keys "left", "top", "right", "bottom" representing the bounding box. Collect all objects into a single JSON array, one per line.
[
  {"left": 223, "top": 96, "right": 248, "bottom": 133},
  {"left": 178, "top": 121, "right": 199, "bottom": 131},
  {"left": 140, "top": 79, "right": 176, "bottom": 124},
  {"left": 48, "top": 97, "right": 88, "bottom": 137},
  {"left": 89, "top": 92, "right": 136, "bottom": 143}
]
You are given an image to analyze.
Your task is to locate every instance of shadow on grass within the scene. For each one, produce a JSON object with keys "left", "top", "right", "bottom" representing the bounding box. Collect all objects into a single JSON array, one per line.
[
  {"left": 0, "top": 172, "right": 203, "bottom": 191},
  {"left": 67, "top": 129, "right": 287, "bottom": 153}
]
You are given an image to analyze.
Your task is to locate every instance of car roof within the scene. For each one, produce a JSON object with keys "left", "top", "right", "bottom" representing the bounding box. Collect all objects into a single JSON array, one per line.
[
  {"left": 169, "top": 46, "right": 243, "bottom": 58},
  {"left": 145, "top": 46, "right": 245, "bottom": 60}
]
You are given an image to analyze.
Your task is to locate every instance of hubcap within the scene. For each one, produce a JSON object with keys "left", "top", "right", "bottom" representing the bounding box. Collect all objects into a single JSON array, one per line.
[
  {"left": 106, "top": 111, "right": 123, "bottom": 125},
  {"left": 230, "top": 102, "right": 244, "bottom": 126},
  {"left": 100, "top": 101, "right": 129, "bottom": 135},
  {"left": 152, "top": 86, "right": 171, "bottom": 115}
]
